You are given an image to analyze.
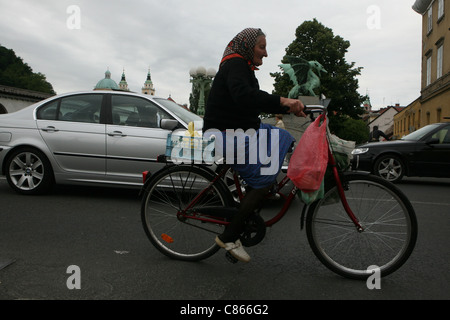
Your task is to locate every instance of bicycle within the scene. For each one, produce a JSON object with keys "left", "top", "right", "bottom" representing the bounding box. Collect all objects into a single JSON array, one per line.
[{"left": 140, "top": 106, "right": 418, "bottom": 280}]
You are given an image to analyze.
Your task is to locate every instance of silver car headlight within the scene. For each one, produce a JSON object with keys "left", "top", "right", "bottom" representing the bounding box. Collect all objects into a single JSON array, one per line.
[{"left": 351, "top": 148, "right": 369, "bottom": 155}]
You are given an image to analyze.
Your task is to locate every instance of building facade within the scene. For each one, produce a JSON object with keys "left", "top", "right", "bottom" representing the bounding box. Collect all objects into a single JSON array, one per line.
[
  {"left": 0, "top": 85, "right": 54, "bottom": 114},
  {"left": 395, "top": 0, "right": 449, "bottom": 137}
]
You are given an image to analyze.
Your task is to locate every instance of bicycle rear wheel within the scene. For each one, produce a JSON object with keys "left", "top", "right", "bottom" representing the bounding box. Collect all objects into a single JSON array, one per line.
[
  {"left": 306, "top": 173, "right": 417, "bottom": 280},
  {"left": 141, "top": 165, "right": 234, "bottom": 261}
]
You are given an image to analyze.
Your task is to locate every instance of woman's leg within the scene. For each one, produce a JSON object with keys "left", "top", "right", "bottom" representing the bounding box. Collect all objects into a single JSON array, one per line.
[{"left": 216, "top": 185, "right": 270, "bottom": 262}]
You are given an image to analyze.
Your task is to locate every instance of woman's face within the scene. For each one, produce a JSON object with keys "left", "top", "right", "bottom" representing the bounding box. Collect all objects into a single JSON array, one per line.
[{"left": 253, "top": 36, "right": 268, "bottom": 66}]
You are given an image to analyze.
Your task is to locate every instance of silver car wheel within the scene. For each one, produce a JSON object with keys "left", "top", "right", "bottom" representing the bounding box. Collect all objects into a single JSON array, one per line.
[
  {"left": 9, "top": 151, "right": 45, "bottom": 191},
  {"left": 6, "top": 148, "right": 53, "bottom": 194},
  {"left": 375, "top": 155, "right": 404, "bottom": 182}
]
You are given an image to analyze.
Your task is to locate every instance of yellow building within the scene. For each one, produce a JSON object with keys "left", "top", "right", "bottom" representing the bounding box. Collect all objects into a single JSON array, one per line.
[{"left": 395, "top": 0, "right": 449, "bottom": 138}]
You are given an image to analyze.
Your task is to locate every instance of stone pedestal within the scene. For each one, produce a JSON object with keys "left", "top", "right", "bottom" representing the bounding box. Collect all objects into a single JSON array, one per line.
[
  {"left": 298, "top": 95, "right": 320, "bottom": 106},
  {"left": 264, "top": 96, "right": 326, "bottom": 142}
]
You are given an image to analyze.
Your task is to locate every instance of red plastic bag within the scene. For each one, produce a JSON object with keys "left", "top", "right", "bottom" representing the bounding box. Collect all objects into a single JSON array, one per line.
[{"left": 287, "top": 114, "right": 328, "bottom": 192}]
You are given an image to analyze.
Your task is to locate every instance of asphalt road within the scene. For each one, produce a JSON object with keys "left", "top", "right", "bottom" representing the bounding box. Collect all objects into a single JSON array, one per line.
[{"left": 0, "top": 175, "right": 449, "bottom": 303}]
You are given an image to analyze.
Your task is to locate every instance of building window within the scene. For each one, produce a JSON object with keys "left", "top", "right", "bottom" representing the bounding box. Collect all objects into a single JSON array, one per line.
[
  {"left": 418, "top": 110, "right": 421, "bottom": 128},
  {"left": 427, "top": 6, "right": 433, "bottom": 34},
  {"left": 438, "top": 0, "right": 445, "bottom": 21},
  {"left": 426, "top": 55, "right": 432, "bottom": 86},
  {"left": 437, "top": 44, "right": 443, "bottom": 79}
]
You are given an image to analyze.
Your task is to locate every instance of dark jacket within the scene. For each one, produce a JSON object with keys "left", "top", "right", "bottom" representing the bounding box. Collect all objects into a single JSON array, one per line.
[
  {"left": 203, "top": 58, "right": 287, "bottom": 132},
  {"left": 369, "top": 127, "right": 389, "bottom": 141}
]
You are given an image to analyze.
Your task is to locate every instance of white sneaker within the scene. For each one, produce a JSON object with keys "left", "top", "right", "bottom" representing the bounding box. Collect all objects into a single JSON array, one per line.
[{"left": 215, "top": 236, "right": 251, "bottom": 263}]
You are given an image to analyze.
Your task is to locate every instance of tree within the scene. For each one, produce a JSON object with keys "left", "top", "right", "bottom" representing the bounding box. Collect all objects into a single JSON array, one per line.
[
  {"left": 331, "top": 115, "right": 369, "bottom": 144},
  {"left": 0, "top": 45, "right": 55, "bottom": 94},
  {"left": 271, "top": 19, "right": 366, "bottom": 136}
]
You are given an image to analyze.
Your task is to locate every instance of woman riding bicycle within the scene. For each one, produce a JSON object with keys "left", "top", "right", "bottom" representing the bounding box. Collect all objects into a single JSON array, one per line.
[{"left": 203, "top": 27, "right": 306, "bottom": 262}]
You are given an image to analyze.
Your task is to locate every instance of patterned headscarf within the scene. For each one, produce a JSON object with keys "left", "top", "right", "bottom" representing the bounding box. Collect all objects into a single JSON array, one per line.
[{"left": 220, "top": 28, "right": 264, "bottom": 70}]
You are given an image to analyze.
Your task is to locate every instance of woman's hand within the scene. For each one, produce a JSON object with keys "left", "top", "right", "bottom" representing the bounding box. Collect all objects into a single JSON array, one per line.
[{"left": 280, "top": 97, "right": 306, "bottom": 117}]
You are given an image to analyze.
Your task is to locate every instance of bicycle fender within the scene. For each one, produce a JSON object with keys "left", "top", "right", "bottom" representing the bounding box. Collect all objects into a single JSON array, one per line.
[{"left": 139, "top": 164, "right": 176, "bottom": 197}]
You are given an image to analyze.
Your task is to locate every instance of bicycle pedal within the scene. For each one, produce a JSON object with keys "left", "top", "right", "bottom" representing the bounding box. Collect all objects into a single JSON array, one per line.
[{"left": 225, "top": 251, "right": 239, "bottom": 264}]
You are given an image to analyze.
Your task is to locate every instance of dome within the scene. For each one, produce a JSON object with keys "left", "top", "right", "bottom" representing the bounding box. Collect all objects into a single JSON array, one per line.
[{"left": 94, "top": 69, "right": 119, "bottom": 90}]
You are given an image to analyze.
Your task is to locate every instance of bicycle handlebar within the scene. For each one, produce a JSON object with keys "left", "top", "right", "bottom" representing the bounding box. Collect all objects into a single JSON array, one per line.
[{"left": 303, "top": 105, "right": 327, "bottom": 115}]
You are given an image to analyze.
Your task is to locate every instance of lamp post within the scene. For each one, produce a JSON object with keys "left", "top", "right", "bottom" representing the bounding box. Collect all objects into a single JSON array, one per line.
[{"left": 189, "top": 66, "right": 216, "bottom": 116}]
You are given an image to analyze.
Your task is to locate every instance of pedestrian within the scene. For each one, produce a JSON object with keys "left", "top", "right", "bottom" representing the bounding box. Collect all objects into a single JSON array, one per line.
[
  {"left": 275, "top": 114, "right": 285, "bottom": 129},
  {"left": 369, "top": 125, "right": 389, "bottom": 142},
  {"left": 203, "top": 28, "right": 306, "bottom": 262}
]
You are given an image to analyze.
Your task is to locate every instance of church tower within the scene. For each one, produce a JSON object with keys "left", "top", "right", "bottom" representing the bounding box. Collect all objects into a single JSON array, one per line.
[
  {"left": 363, "top": 90, "right": 373, "bottom": 113},
  {"left": 142, "top": 68, "right": 155, "bottom": 95},
  {"left": 118, "top": 68, "right": 129, "bottom": 91}
]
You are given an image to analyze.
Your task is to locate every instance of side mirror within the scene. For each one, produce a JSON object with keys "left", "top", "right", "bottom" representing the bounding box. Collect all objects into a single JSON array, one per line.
[
  {"left": 160, "top": 119, "right": 179, "bottom": 131},
  {"left": 426, "top": 137, "right": 440, "bottom": 145}
]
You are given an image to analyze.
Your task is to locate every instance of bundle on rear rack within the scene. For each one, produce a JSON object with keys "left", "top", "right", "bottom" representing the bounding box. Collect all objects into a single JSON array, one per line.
[{"left": 165, "top": 133, "right": 216, "bottom": 163}]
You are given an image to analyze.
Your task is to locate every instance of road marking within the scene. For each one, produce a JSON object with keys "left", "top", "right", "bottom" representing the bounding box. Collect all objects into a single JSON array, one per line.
[{"left": 410, "top": 200, "right": 450, "bottom": 207}]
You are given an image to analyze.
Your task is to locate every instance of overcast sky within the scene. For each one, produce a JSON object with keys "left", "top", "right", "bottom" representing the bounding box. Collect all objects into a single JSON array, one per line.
[{"left": 0, "top": 0, "right": 422, "bottom": 110}]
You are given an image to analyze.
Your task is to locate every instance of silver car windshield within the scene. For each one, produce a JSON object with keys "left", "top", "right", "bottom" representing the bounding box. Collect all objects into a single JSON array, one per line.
[
  {"left": 401, "top": 124, "right": 441, "bottom": 141},
  {"left": 155, "top": 98, "right": 203, "bottom": 128}
]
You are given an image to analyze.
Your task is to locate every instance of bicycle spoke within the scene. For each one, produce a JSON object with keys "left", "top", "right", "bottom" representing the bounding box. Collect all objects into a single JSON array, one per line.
[{"left": 141, "top": 165, "right": 232, "bottom": 261}]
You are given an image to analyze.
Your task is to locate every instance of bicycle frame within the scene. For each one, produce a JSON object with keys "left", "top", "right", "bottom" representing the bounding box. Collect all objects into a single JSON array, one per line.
[{"left": 175, "top": 109, "right": 364, "bottom": 232}]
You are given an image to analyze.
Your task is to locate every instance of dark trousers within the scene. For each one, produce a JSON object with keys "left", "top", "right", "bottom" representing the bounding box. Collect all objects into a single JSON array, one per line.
[{"left": 219, "top": 186, "right": 270, "bottom": 243}]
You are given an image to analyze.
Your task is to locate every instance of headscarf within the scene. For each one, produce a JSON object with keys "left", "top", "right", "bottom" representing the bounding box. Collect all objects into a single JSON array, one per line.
[{"left": 220, "top": 28, "right": 264, "bottom": 70}]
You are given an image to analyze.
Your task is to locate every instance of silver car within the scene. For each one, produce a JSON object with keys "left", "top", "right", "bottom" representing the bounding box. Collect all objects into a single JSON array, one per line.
[{"left": 0, "top": 91, "right": 203, "bottom": 195}]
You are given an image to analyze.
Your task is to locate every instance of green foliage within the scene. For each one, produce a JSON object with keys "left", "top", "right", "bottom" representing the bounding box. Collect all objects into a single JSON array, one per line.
[
  {"left": 0, "top": 45, "right": 55, "bottom": 94},
  {"left": 329, "top": 115, "right": 369, "bottom": 145},
  {"left": 271, "top": 19, "right": 365, "bottom": 120}
]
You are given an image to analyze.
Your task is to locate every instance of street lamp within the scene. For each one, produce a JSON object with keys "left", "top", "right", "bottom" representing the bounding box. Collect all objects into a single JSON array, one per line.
[{"left": 189, "top": 66, "right": 216, "bottom": 116}]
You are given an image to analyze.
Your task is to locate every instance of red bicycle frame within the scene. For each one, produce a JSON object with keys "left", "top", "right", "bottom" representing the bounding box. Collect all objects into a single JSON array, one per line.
[{"left": 176, "top": 144, "right": 363, "bottom": 231}]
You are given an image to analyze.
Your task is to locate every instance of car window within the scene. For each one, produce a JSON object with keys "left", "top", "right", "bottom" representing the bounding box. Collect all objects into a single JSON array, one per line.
[
  {"left": 36, "top": 100, "right": 59, "bottom": 120},
  {"left": 37, "top": 94, "right": 103, "bottom": 123},
  {"left": 402, "top": 123, "right": 441, "bottom": 141},
  {"left": 111, "top": 95, "right": 172, "bottom": 128},
  {"left": 432, "top": 125, "right": 450, "bottom": 144},
  {"left": 60, "top": 95, "right": 102, "bottom": 123}
]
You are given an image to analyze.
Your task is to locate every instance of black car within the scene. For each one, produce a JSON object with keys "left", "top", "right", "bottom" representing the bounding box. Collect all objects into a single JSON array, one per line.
[{"left": 351, "top": 122, "right": 450, "bottom": 183}]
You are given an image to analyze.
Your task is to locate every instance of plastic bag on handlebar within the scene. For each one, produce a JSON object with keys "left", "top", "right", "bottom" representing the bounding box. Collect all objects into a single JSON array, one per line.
[
  {"left": 300, "top": 179, "right": 324, "bottom": 205},
  {"left": 287, "top": 113, "right": 328, "bottom": 193}
]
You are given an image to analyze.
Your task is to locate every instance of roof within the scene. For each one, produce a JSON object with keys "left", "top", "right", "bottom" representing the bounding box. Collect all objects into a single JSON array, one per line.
[
  {"left": 412, "top": 0, "right": 432, "bottom": 14},
  {"left": 0, "top": 84, "right": 54, "bottom": 100},
  {"left": 378, "top": 106, "right": 405, "bottom": 115}
]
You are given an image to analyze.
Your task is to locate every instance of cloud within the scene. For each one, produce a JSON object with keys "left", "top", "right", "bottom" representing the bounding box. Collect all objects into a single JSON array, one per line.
[{"left": 0, "top": 0, "right": 422, "bottom": 108}]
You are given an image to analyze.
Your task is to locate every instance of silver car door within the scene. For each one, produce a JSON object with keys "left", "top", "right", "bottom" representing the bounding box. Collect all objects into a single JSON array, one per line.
[
  {"left": 36, "top": 94, "right": 106, "bottom": 175},
  {"left": 106, "top": 95, "right": 172, "bottom": 184}
]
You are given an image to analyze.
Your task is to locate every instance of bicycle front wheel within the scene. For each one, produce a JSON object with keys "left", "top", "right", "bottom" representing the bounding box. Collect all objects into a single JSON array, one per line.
[
  {"left": 141, "top": 165, "right": 234, "bottom": 261},
  {"left": 306, "top": 173, "right": 417, "bottom": 280}
]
